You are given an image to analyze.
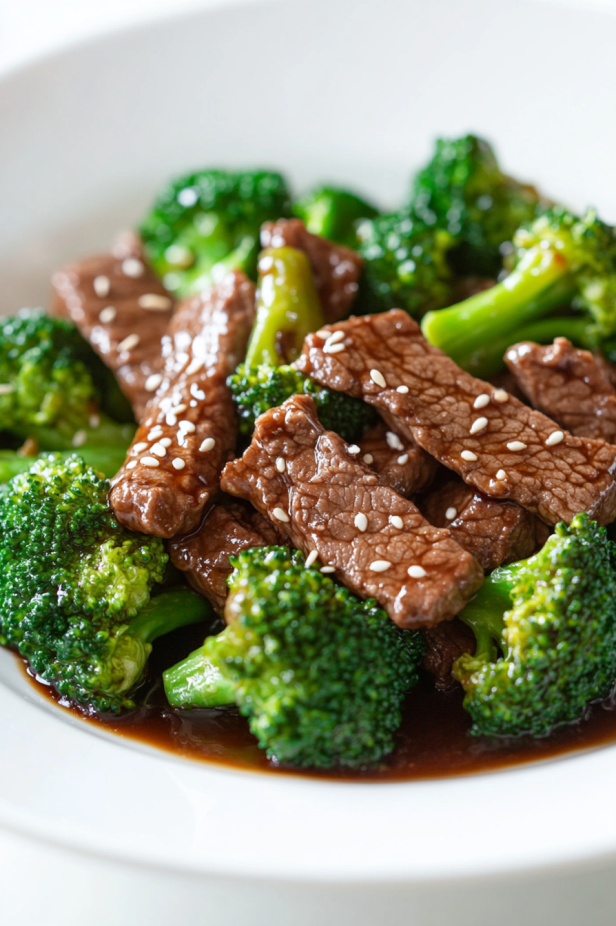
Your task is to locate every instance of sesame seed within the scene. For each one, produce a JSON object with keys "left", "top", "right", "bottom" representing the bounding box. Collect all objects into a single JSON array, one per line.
[
  {"left": 117, "top": 333, "right": 140, "bottom": 352},
  {"left": 386, "top": 431, "right": 404, "bottom": 451},
  {"left": 186, "top": 358, "right": 204, "bottom": 375},
  {"left": 407, "top": 565, "right": 427, "bottom": 579},
  {"left": 390, "top": 515, "right": 403, "bottom": 529},
  {"left": 199, "top": 437, "right": 215, "bottom": 452},
  {"left": 172, "top": 458, "right": 185, "bottom": 470},
  {"left": 397, "top": 454, "right": 409, "bottom": 465},
  {"left": 320, "top": 566, "right": 335, "bottom": 574},
  {"left": 370, "top": 369, "right": 387, "bottom": 388},
  {"left": 493, "top": 389, "right": 509, "bottom": 403},
  {"left": 445, "top": 507, "right": 457, "bottom": 520},
  {"left": 141, "top": 456, "right": 160, "bottom": 467},
  {"left": 147, "top": 428, "right": 163, "bottom": 441},
  {"left": 546, "top": 430, "right": 564, "bottom": 446},
  {"left": 506, "top": 441, "right": 527, "bottom": 452},
  {"left": 496, "top": 469, "right": 507, "bottom": 480},
  {"left": 305, "top": 551, "right": 318, "bottom": 567},
  {"left": 315, "top": 329, "right": 331, "bottom": 340},
  {"left": 127, "top": 460, "right": 137, "bottom": 470},
  {"left": 133, "top": 442, "right": 148, "bottom": 453},
  {"left": 145, "top": 373, "right": 163, "bottom": 392},
  {"left": 151, "top": 443, "right": 167, "bottom": 457},
  {"left": 276, "top": 457, "right": 286, "bottom": 473},
  {"left": 166, "top": 413, "right": 177, "bottom": 426},
  {"left": 273, "top": 507, "right": 290, "bottom": 523},
  {"left": 72, "top": 430, "right": 87, "bottom": 447},
  {"left": 363, "top": 453, "right": 374, "bottom": 465},
  {"left": 159, "top": 438, "right": 172, "bottom": 447},
  {"left": 470, "top": 416, "right": 488, "bottom": 435},
  {"left": 323, "top": 342, "right": 346, "bottom": 354},
  {"left": 190, "top": 383, "right": 206, "bottom": 400},
  {"left": 354, "top": 513, "right": 368, "bottom": 532},
  {"left": 138, "top": 294, "right": 173, "bottom": 311},
  {"left": 473, "top": 394, "right": 490, "bottom": 409},
  {"left": 122, "top": 258, "right": 145, "bottom": 278},
  {"left": 370, "top": 560, "right": 392, "bottom": 573},
  {"left": 179, "top": 420, "right": 196, "bottom": 433},
  {"left": 89, "top": 414, "right": 100, "bottom": 429},
  {"left": 396, "top": 385, "right": 409, "bottom": 394},
  {"left": 461, "top": 450, "right": 478, "bottom": 461},
  {"left": 99, "top": 306, "right": 117, "bottom": 323},
  {"left": 325, "top": 330, "right": 345, "bottom": 345},
  {"left": 0, "top": 383, "right": 14, "bottom": 395},
  {"left": 93, "top": 275, "right": 110, "bottom": 297},
  {"left": 171, "top": 404, "right": 187, "bottom": 416},
  {"left": 348, "top": 445, "right": 360, "bottom": 455}
]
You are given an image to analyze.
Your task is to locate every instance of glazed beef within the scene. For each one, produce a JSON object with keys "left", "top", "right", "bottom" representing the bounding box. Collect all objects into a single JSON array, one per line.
[
  {"left": 296, "top": 311, "right": 616, "bottom": 526},
  {"left": 51, "top": 232, "right": 172, "bottom": 421},
  {"left": 421, "top": 619, "right": 476, "bottom": 691},
  {"left": 505, "top": 338, "right": 616, "bottom": 443},
  {"left": 220, "top": 394, "right": 483, "bottom": 629},
  {"left": 418, "top": 475, "right": 549, "bottom": 571},
  {"left": 260, "top": 218, "right": 363, "bottom": 322},
  {"left": 359, "top": 421, "right": 437, "bottom": 497},
  {"left": 168, "top": 500, "right": 282, "bottom": 613},
  {"left": 110, "top": 271, "right": 255, "bottom": 538}
]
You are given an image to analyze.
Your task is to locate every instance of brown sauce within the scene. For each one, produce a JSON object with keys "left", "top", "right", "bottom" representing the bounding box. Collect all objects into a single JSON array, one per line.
[{"left": 19, "top": 622, "right": 616, "bottom": 781}]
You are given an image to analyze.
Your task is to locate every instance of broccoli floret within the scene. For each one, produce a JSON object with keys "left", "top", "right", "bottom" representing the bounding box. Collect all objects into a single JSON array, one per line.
[
  {"left": 421, "top": 207, "right": 616, "bottom": 377},
  {"left": 356, "top": 210, "right": 455, "bottom": 316},
  {"left": 452, "top": 514, "right": 616, "bottom": 738},
  {"left": 163, "top": 547, "right": 423, "bottom": 769},
  {"left": 410, "top": 134, "right": 543, "bottom": 277},
  {"left": 292, "top": 185, "right": 379, "bottom": 248},
  {"left": 139, "top": 169, "right": 291, "bottom": 298},
  {"left": 0, "top": 455, "right": 211, "bottom": 712},
  {"left": 0, "top": 309, "right": 135, "bottom": 452}
]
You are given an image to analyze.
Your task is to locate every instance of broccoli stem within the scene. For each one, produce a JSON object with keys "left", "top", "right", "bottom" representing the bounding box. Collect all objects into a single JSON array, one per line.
[
  {"left": 163, "top": 631, "right": 236, "bottom": 708},
  {"left": 457, "top": 578, "right": 511, "bottom": 664},
  {"left": 245, "top": 246, "right": 326, "bottom": 367},
  {"left": 129, "top": 587, "right": 214, "bottom": 645},
  {"left": 0, "top": 446, "right": 131, "bottom": 482}
]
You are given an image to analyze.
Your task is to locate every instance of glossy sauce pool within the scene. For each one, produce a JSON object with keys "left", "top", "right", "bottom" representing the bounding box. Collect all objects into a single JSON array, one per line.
[{"left": 20, "top": 623, "right": 616, "bottom": 781}]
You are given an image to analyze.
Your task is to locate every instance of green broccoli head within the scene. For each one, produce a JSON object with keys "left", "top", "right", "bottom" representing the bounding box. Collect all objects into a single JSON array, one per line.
[
  {"left": 228, "top": 362, "right": 376, "bottom": 443},
  {"left": 139, "top": 169, "right": 291, "bottom": 297},
  {"left": 0, "top": 454, "right": 209, "bottom": 712},
  {"left": 356, "top": 210, "right": 455, "bottom": 316},
  {"left": 292, "top": 185, "right": 379, "bottom": 248},
  {"left": 453, "top": 514, "right": 616, "bottom": 738},
  {"left": 410, "top": 134, "right": 542, "bottom": 276},
  {"left": 164, "top": 547, "right": 423, "bottom": 769}
]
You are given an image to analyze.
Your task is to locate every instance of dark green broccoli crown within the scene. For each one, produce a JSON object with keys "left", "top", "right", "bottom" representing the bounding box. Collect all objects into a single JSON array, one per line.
[
  {"left": 410, "top": 134, "right": 542, "bottom": 276},
  {"left": 356, "top": 210, "right": 454, "bottom": 316},
  {"left": 454, "top": 514, "right": 616, "bottom": 738},
  {"left": 139, "top": 169, "right": 291, "bottom": 297},
  {"left": 292, "top": 185, "right": 379, "bottom": 248},
  {"left": 228, "top": 362, "right": 376, "bottom": 442},
  {"left": 0, "top": 454, "right": 168, "bottom": 712},
  {"left": 216, "top": 546, "right": 423, "bottom": 768}
]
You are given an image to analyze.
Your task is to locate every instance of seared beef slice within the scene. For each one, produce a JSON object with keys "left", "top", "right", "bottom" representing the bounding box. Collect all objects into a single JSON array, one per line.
[
  {"left": 296, "top": 311, "right": 616, "bottom": 526},
  {"left": 421, "top": 619, "right": 476, "bottom": 690},
  {"left": 505, "top": 338, "right": 616, "bottom": 443},
  {"left": 52, "top": 232, "right": 172, "bottom": 421},
  {"left": 221, "top": 395, "right": 483, "bottom": 628},
  {"left": 261, "top": 218, "right": 362, "bottom": 322},
  {"left": 359, "top": 421, "right": 437, "bottom": 497},
  {"left": 110, "top": 271, "right": 255, "bottom": 538}
]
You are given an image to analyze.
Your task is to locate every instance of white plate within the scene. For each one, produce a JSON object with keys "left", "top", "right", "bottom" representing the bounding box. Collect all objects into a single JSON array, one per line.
[{"left": 3, "top": 0, "right": 616, "bottom": 923}]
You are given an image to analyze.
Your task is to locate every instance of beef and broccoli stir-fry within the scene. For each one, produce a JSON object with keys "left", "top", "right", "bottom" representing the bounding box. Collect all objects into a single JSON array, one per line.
[{"left": 4, "top": 134, "right": 616, "bottom": 773}]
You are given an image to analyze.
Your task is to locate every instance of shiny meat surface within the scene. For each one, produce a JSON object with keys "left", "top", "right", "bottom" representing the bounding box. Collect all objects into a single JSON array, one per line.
[
  {"left": 168, "top": 499, "right": 282, "bottom": 613},
  {"left": 418, "top": 475, "right": 549, "bottom": 571},
  {"left": 359, "top": 420, "right": 437, "bottom": 497},
  {"left": 296, "top": 311, "right": 616, "bottom": 526},
  {"left": 505, "top": 338, "right": 616, "bottom": 443},
  {"left": 221, "top": 395, "right": 483, "bottom": 628},
  {"left": 260, "top": 218, "right": 363, "bottom": 322},
  {"left": 51, "top": 232, "right": 172, "bottom": 421},
  {"left": 110, "top": 271, "right": 255, "bottom": 538},
  {"left": 421, "top": 619, "right": 476, "bottom": 690}
]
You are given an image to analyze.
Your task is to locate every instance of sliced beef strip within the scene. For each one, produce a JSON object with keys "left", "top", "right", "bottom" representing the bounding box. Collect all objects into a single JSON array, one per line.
[
  {"left": 421, "top": 619, "right": 476, "bottom": 691},
  {"left": 295, "top": 310, "right": 616, "bottom": 526},
  {"left": 220, "top": 394, "right": 483, "bottom": 629},
  {"left": 168, "top": 498, "right": 282, "bottom": 614},
  {"left": 109, "top": 271, "right": 255, "bottom": 538},
  {"left": 418, "top": 474, "right": 550, "bottom": 571},
  {"left": 260, "top": 218, "right": 363, "bottom": 322},
  {"left": 505, "top": 338, "right": 616, "bottom": 443},
  {"left": 358, "top": 420, "right": 437, "bottom": 497},
  {"left": 51, "top": 231, "right": 173, "bottom": 422}
]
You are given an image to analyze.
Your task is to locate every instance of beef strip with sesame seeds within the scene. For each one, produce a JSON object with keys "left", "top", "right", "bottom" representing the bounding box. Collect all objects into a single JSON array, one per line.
[
  {"left": 295, "top": 310, "right": 616, "bottom": 526},
  {"left": 417, "top": 473, "right": 549, "bottom": 571},
  {"left": 359, "top": 420, "right": 438, "bottom": 497},
  {"left": 51, "top": 231, "right": 173, "bottom": 422},
  {"left": 220, "top": 394, "right": 483, "bottom": 629},
  {"left": 505, "top": 338, "right": 616, "bottom": 443},
  {"left": 260, "top": 218, "right": 363, "bottom": 322},
  {"left": 168, "top": 498, "right": 283, "bottom": 614},
  {"left": 109, "top": 270, "right": 255, "bottom": 538}
]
